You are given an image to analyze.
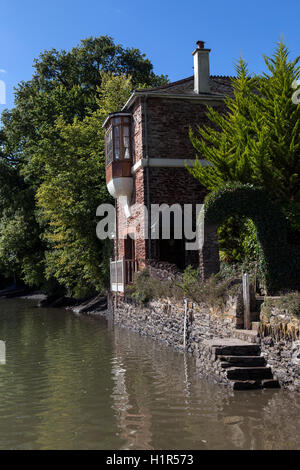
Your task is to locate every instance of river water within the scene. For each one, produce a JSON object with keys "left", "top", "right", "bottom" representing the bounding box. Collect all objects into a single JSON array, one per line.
[{"left": 0, "top": 298, "right": 299, "bottom": 450}]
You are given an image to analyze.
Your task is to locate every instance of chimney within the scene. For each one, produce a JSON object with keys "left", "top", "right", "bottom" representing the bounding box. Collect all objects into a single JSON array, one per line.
[{"left": 192, "top": 40, "right": 211, "bottom": 94}]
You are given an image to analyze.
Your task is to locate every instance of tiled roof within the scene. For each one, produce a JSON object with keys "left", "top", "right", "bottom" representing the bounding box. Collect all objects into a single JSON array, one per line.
[{"left": 135, "top": 75, "right": 234, "bottom": 97}]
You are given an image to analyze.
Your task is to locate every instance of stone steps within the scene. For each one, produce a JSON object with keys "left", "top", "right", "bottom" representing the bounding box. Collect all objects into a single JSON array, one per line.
[
  {"left": 213, "top": 344, "right": 261, "bottom": 357},
  {"left": 227, "top": 366, "right": 273, "bottom": 380},
  {"left": 261, "top": 379, "right": 281, "bottom": 389},
  {"left": 219, "top": 355, "right": 266, "bottom": 367},
  {"left": 205, "top": 338, "right": 280, "bottom": 390},
  {"left": 232, "top": 379, "right": 280, "bottom": 390},
  {"left": 232, "top": 380, "right": 261, "bottom": 390},
  {"left": 233, "top": 329, "right": 261, "bottom": 344}
]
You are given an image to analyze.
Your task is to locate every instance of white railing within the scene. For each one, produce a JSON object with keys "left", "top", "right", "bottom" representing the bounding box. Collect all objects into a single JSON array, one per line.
[
  {"left": 110, "top": 258, "right": 139, "bottom": 292},
  {"left": 110, "top": 258, "right": 125, "bottom": 292}
]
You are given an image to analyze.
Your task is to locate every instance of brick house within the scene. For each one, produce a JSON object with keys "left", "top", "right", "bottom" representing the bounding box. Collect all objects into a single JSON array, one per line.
[{"left": 103, "top": 41, "right": 233, "bottom": 292}]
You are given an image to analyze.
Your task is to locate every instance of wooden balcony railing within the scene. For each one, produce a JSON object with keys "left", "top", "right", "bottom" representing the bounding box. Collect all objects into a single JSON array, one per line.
[{"left": 124, "top": 259, "right": 139, "bottom": 285}]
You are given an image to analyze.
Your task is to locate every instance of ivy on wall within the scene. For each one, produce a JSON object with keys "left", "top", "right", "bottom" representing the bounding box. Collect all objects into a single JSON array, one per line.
[{"left": 203, "top": 183, "right": 300, "bottom": 294}]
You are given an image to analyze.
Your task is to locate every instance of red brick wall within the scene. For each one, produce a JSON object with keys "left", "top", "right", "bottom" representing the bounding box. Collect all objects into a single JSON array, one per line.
[
  {"left": 146, "top": 97, "right": 226, "bottom": 160},
  {"left": 114, "top": 98, "right": 146, "bottom": 261},
  {"left": 114, "top": 167, "right": 147, "bottom": 262},
  {"left": 149, "top": 166, "right": 207, "bottom": 205},
  {"left": 113, "top": 95, "right": 226, "bottom": 268}
]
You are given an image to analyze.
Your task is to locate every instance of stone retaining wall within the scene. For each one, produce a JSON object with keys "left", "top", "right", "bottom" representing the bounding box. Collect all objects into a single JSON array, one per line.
[
  {"left": 110, "top": 295, "right": 242, "bottom": 386},
  {"left": 109, "top": 294, "right": 300, "bottom": 391},
  {"left": 261, "top": 338, "right": 300, "bottom": 390},
  {"left": 260, "top": 304, "right": 300, "bottom": 390}
]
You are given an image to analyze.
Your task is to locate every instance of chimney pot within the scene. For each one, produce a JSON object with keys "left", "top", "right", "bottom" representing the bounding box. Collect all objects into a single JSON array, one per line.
[{"left": 196, "top": 40, "right": 205, "bottom": 49}]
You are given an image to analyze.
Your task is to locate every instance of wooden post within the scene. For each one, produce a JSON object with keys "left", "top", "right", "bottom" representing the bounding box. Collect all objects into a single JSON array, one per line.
[
  {"left": 243, "top": 273, "right": 251, "bottom": 330},
  {"left": 109, "top": 258, "right": 112, "bottom": 292},
  {"left": 183, "top": 299, "right": 188, "bottom": 350}
]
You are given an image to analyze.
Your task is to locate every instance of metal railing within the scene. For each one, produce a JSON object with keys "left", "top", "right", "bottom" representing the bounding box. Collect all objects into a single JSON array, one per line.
[{"left": 110, "top": 258, "right": 124, "bottom": 292}]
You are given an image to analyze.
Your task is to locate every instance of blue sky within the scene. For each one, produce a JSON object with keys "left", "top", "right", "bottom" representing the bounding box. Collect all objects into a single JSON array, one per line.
[{"left": 0, "top": 0, "right": 299, "bottom": 109}]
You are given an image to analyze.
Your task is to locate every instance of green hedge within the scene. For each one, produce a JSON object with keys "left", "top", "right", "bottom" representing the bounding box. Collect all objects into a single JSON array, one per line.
[{"left": 203, "top": 183, "right": 300, "bottom": 294}]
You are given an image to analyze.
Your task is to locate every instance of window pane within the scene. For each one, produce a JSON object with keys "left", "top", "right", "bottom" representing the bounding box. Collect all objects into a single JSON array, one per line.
[
  {"left": 123, "top": 126, "right": 130, "bottom": 159},
  {"left": 113, "top": 125, "right": 120, "bottom": 159},
  {"left": 106, "top": 128, "right": 113, "bottom": 165}
]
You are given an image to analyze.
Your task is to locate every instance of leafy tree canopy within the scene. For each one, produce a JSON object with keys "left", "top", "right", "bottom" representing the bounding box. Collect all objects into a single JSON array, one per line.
[
  {"left": 189, "top": 41, "right": 300, "bottom": 203},
  {"left": 0, "top": 36, "right": 168, "bottom": 294},
  {"left": 188, "top": 41, "right": 300, "bottom": 267}
]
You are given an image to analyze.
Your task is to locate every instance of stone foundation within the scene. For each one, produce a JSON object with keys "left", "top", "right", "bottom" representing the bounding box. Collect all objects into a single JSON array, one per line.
[
  {"left": 261, "top": 338, "right": 300, "bottom": 390},
  {"left": 108, "top": 294, "right": 300, "bottom": 392},
  {"left": 259, "top": 303, "right": 300, "bottom": 391},
  {"left": 109, "top": 295, "right": 243, "bottom": 387}
]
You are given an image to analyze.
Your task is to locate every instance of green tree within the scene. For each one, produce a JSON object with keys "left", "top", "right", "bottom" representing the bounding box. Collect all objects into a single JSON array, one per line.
[
  {"left": 188, "top": 41, "right": 300, "bottom": 264},
  {"left": 189, "top": 42, "right": 300, "bottom": 201},
  {"left": 0, "top": 36, "right": 168, "bottom": 292},
  {"left": 0, "top": 152, "right": 44, "bottom": 285},
  {"left": 35, "top": 73, "right": 135, "bottom": 297},
  {"left": 189, "top": 59, "right": 257, "bottom": 190}
]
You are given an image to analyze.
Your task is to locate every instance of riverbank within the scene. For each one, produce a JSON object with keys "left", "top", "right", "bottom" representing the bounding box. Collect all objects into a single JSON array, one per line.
[
  {"left": 2, "top": 287, "right": 299, "bottom": 392},
  {"left": 1, "top": 297, "right": 299, "bottom": 450},
  {"left": 107, "top": 294, "right": 300, "bottom": 392}
]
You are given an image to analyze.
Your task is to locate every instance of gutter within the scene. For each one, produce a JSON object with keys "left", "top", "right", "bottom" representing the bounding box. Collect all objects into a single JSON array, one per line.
[{"left": 122, "top": 90, "right": 225, "bottom": 111}]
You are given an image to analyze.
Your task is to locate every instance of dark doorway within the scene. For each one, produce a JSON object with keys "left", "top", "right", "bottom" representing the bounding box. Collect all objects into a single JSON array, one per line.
[
  {"left": 158, "top": 238, "right": 185, "bottom": 269},
  {"left": 124, "top": 236, "right": 135, "bottom": 260},
  {"left": 153, "top": 210, "right": 186, "bottom": 269}
]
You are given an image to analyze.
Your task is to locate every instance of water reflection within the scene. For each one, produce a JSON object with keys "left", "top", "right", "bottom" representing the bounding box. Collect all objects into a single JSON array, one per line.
[
  {"left": 108, "top": 325, "right": 300, "bottom": 450},
  {"left": 0, "top": 299, "right": 299, "bottom": 450},
  {"left": 0, "top": 340, "right": 5, "bottom": 364}
]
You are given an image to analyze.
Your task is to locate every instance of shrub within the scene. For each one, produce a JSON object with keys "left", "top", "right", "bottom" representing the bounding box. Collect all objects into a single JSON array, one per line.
[
  {"left": 128, "top": 265, "right": 242, "bottom": 308},
  {"left": 126, "top": 269, "right": 174, "bottom": 304},
  {"left": 263, "top": 292, "right": 300, "bottom": 318},
  {"left": 203, "top": 183, "right": 300, "bottom": 294}
]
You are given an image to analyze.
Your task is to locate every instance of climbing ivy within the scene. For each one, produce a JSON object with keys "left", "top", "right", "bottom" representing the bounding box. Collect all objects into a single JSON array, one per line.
[{"left": 203, "top": 183, "right": 300, "bottom": 294}]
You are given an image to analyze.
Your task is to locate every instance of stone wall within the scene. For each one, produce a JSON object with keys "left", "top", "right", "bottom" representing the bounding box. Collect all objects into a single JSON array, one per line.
[
  {"left": 110, "top": 295, "right": 242, "bottom": 386},
  {"left": 108, "top": 294, "right": 300, "bottom": 391},
  {"left": 261, "top": 338, "right": 300, "bottom": 390},
  {"left": 260, "top": 303, "right": 300, "bottom": 391}
]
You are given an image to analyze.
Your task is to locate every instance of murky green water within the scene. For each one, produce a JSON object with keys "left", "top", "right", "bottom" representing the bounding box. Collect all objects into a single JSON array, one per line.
[{"left": 0, "top": 298, "right": 299, "bottom": 450}]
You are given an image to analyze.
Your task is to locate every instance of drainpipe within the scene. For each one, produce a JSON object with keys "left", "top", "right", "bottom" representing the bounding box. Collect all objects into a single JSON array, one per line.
[{"left": 144, "top": 95, "right": 152, "bottom": 259}]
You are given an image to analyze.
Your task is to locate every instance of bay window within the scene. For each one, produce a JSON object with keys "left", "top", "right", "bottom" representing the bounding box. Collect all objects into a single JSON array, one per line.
[{"left": 105, "top": 114, "right": 132, "bottom": 166}]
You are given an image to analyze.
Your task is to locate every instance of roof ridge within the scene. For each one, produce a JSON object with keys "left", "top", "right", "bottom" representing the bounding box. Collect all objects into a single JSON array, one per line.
[
  {"left": 135, "top": 75, "right": 194, "bottom": 92},
  {"left": 135, "top": 75, "right": 235, "bottom": 93},
  {"left": 211, "top": 75, "right": 235, "bottom": 79}
]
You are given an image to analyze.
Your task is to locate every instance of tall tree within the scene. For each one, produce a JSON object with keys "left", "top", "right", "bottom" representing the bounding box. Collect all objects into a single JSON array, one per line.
[
  {"left": 189, "top": 41, "right": 300, "bottom": 203},
  {"left": 188, "top": 41, "right": 300, "bottom": 263},
  {"left": 0, "top": 36, "right": 168, "bottom": 292},
  {"left": 35, "top": 73, "right": 134, "bottom": 297}
]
